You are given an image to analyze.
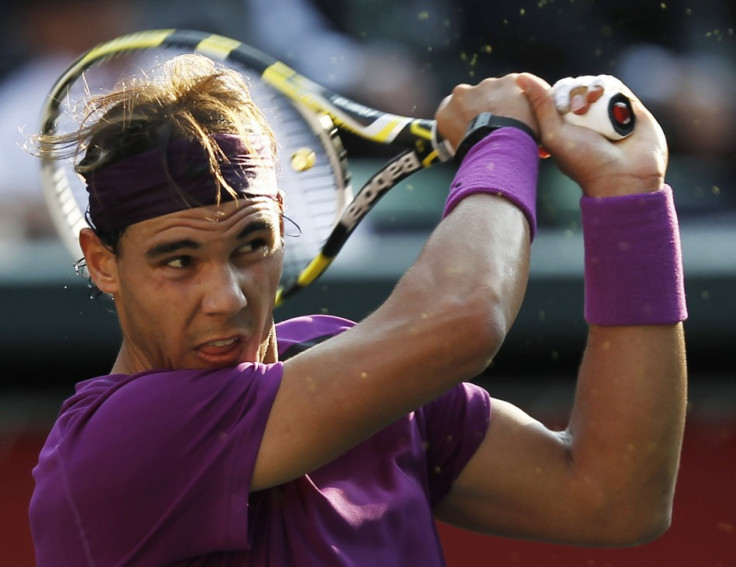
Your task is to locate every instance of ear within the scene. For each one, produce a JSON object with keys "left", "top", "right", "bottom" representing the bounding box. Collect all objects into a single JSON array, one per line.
[{"left": 79, "top": 228, "right": 119, "bottom": 295}]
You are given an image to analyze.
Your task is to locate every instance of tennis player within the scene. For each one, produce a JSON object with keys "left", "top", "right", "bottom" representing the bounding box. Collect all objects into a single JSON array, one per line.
[{"left": 30, "top": 55, "right": 687, "bottom": 566}]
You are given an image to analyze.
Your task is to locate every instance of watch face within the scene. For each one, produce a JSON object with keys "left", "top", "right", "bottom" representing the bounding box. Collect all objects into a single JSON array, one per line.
[
  {"left": 467, "top": 113, "right": 494, "bottom": 133},
  {"left": 478, "top": 113, "right": 495, "bottom": 128}
]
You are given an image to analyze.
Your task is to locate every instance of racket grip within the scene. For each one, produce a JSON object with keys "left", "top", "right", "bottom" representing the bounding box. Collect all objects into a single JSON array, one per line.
[
  {"left": 560, "top": 90, "right": 636, "bottom": 141},
  {"left": 433, "top": 90, "right": 635, "bottom": 162}
]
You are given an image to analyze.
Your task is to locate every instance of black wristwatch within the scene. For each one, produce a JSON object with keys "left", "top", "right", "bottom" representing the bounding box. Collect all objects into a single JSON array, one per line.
[{"left": 454, "top": 112, "right": 537, "bottom": 162}]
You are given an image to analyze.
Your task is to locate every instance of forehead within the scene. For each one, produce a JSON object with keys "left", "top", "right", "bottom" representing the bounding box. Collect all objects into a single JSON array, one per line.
[{"left": 122, "top": 198, "right": 282, "bottom": 246}]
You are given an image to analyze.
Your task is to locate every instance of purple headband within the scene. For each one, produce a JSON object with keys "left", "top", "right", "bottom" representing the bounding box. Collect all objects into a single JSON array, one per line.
[{"left": 83, "top": 133, "right": 279, "bottom": 232}]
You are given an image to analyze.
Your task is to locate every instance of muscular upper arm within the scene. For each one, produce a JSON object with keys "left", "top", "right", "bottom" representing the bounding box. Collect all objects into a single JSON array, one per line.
[{"left": 434, "top": 398, "right": 607, "bottom": 545}]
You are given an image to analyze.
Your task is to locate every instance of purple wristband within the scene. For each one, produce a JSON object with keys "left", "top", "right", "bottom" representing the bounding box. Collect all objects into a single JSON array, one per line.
[
  {"left": 582, "top": 186, "right": 687, "bottom": 325},
  {"left": 443, "top": 128, "right": 539, "bottom": 240}
]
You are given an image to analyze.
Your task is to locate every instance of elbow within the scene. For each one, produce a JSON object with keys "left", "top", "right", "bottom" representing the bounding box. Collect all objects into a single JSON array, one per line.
[
  {"left": 436, "top": 292, "right": 511, "bottom": 376},
  {"left": 385, "top": 262, "right": 524, "bottom": 380},
  {"left": 608, "top": 519, "right": 673, "bottom": 550},
  {"left": 637, "top": 512, "right": 674, "bottom": 545},
  {"left": 623, "top": 499, "right": 676, "bottom": 546},
  {"left": 605, "top": 476, "right": 679, "bottom": 547},
  {"left": 582, "top": 490, "right": 676, "bottom": 548},
  {"left": 606, "top": 509, "right": 673, "bottom": 548}
]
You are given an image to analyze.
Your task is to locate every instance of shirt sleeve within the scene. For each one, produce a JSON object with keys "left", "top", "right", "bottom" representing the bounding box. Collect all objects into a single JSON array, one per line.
[
  {"left": 416, "top": 382, "right": 492, "bottom": 508},
  {"left": 64, "top": 363, "right": 283, "bottom": 563}
]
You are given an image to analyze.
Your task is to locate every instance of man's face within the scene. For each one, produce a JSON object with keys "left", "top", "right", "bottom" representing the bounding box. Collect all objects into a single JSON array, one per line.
[{"left": 100, "top": 198, "right": 284, "bottom": 373}]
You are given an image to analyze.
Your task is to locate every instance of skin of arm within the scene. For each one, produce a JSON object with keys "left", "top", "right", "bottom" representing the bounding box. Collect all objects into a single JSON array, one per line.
[
  {"left": 434, "top": 74, "right": 687, "bottom": 547},
  {"left": 253, "top": 75, "right": 538, "bottom": 491}
]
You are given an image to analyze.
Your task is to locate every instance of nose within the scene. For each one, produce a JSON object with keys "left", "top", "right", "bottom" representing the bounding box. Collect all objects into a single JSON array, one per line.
[{"left": 201, "top": 263, "right": 248, "bottom": 316}]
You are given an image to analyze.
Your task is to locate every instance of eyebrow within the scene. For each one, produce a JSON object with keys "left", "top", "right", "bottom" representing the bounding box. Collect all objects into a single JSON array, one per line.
[
  {"left": 145, "top": 239, "right": 200, "bottom": 259},
  {"left": 145, "top": 219, "right": 276, "bottom": 259},
  {"left": 237, "top": 220, "right": 275, "bottom": 241}
]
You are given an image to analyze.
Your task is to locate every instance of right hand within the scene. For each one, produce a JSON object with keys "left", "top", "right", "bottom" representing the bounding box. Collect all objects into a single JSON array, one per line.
[
  {"left": 516, "top": 73, "right": 668, "bottom": 198},
  {"left": 435, "top": 74, "right": 539, "bottom": 150}
]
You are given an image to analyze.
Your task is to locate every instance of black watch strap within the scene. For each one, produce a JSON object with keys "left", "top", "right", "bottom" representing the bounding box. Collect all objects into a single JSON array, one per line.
[{"left": 454, "top": 112, "right": 537, "bottom": 162}]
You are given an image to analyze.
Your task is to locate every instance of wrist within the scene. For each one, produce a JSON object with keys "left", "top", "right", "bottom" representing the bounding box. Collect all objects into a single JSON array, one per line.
[
  {"left": 443, "top": 128, "right": 540, "bottom": 240},
  {"left": 583, "top": 174, "right": 665, "bottom": 198},
  {"left": 455, "top": 112, "right": 538, "bottom": 162},
  {"left": 581, "top": 186, "right": 687, "bottom": 326}
]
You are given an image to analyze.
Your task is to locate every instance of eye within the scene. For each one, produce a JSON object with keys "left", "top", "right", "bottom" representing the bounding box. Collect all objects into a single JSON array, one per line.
[
  {"left": 164, "top": 255, "right": 194, "bottom": 269},
  {"left": 236, "top": 236, "right": 274, "bottom": 257}
]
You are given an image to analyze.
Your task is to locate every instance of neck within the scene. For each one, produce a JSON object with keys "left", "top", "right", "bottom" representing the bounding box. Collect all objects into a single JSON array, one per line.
[
  {"left": 258, "top": 322, "right": 280, "bottom": 364},
  {"left": 109, "top": 340, "right": 145, "bottom": 375}
]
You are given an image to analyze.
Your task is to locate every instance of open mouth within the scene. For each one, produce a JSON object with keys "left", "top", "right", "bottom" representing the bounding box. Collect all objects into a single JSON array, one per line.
[
  {"left": 195, "top": 335, "right": 244, "bottom": 364},
  {"left": 206, "top": 338, "right": 238, "bottom": 348}
]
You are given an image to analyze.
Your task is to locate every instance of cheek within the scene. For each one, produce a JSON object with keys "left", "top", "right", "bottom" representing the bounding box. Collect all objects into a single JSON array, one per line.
[
  {"left": 267, "top": 251, "right": 285, "bottom": 293},
  {"left": 118, "top": 283, "right": 192, "bottom": 361},
  {"left": 117, "top": 271, "right": 185, "bottom": 332},
  {"left": 243, "top": 254, "right": 284, "bottom": 310},
  {"left": 272, "top": 249, "right": 285, "bottom": 282}
]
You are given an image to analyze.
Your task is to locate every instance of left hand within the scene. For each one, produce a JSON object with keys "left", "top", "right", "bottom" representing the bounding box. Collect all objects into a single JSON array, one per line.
[{"left": 435, "top": 74, "right": 540, "bottom": 150}]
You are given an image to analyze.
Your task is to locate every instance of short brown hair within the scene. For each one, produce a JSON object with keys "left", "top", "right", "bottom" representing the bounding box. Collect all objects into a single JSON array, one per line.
[{"left": 37, "top": 53, "right": 278, "bottom": 206}]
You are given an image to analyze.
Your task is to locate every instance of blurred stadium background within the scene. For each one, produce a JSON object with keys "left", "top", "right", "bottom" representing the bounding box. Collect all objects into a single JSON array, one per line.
[{"left": 0, "top": 0, "right": 734, "bottom": 564}]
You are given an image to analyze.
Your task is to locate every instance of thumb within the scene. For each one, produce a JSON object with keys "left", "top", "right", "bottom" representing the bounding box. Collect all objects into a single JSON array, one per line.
[{"left": 515, "top": 73, "right": 562, "bottom": 148}]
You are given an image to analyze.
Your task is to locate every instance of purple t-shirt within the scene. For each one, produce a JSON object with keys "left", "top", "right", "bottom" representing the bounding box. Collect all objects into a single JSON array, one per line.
[{"left": 30, "top": 315, "right": 491, "bottom": 566}]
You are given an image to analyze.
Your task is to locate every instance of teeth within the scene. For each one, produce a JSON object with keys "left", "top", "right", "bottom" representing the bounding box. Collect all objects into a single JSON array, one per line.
[{"left": 208, "top": 338, "right": 237, "bottom": 347}]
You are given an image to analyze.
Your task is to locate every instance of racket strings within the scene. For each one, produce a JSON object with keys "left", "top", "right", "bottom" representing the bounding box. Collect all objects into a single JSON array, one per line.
[{"left": 42, "top": 43, "right": 349, "bottom": 296}]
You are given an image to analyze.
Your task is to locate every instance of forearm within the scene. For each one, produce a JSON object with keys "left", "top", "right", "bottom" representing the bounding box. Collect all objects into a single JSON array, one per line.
[
  {"left": 374, "top": 192, "right": 531, "bottom": 381},
  {"left": 355, "top": 129, "right": 537, "bottom": 384},
  {"left": 366, "top": 128, "right": 537, "bottom": 385},
  {"left": 567, "top": 323, "right": 687, "bottom": 539},
  {"left": 565, "top": 187, "right": 688, "bottom": 541}
]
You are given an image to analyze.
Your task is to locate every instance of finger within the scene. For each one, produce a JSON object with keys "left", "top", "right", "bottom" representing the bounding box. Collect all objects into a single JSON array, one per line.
[
  {"left": 434, "top": 93, "right": 453, "bottom": 115},
  {"left": 551, "top": 77, "right": 575, "bottom": 113},
  {"left": 515, "top": 73, "right": 553, "bottom": 114},
  {"left": 515, "top": 73, "right": 559, "bottom": 133},
  {"left": 587, "top": 84, "right": 605, "bottom": 103},
  {"left": 554, "top": 75, "right": 608, "bottom": 114},
  {"left": 570, "top": 86, "right": 589, "bottom": 115},
  {"left": 516, "top": 73, "right": 559, "bottom": 156}
]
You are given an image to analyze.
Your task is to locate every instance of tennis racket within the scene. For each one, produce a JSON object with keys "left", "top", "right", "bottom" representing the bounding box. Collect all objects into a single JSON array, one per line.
[{"left": 39, "top": 29, "right": 635, "bottom": 306}]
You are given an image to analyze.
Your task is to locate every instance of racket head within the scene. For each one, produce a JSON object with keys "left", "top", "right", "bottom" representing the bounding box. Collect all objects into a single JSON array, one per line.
[{"left": 38, "top": 31, "right": 351, "bottom": 299}]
